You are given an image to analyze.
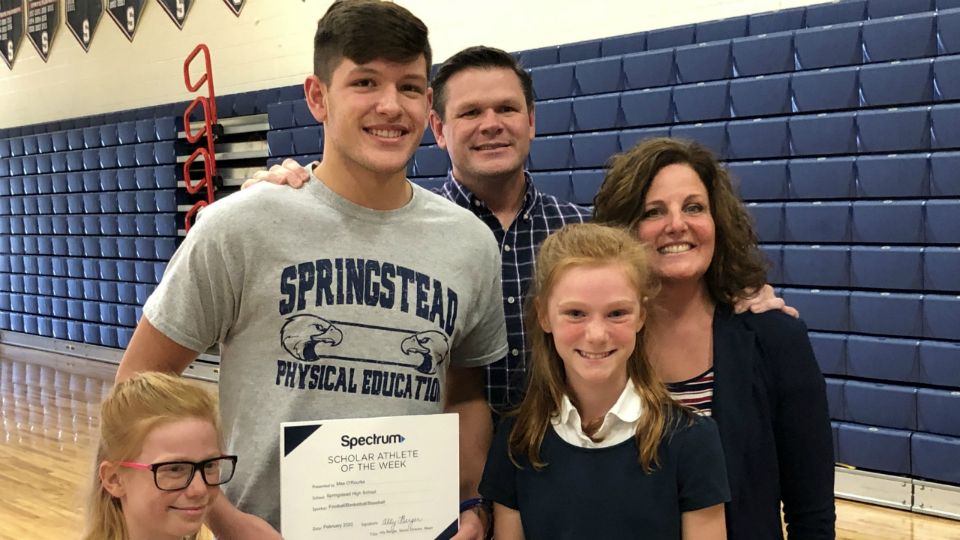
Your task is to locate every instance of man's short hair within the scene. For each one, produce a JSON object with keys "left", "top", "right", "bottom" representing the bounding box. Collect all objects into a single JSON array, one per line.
[
  {"left": 313, "top": 0, "right": 431, "bottom": 83},
  {"left": 431, "top": 46, "right": 535, "bottom": 120}
]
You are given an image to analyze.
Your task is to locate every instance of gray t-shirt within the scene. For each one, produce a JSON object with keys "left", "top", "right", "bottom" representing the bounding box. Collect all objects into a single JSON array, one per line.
[{"left": 143, "top": 173, "right": 507, "bottom": 530}]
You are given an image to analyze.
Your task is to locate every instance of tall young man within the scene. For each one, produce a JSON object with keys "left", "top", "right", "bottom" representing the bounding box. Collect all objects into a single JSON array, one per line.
[{"left": 118, "top": 3, "right": 505, "bottom": 539}]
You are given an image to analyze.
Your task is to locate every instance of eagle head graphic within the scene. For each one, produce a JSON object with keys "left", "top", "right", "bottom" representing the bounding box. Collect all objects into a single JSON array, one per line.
[
  {"left": 280, "top": 314, "right": 344, "bottom": 362},
  {"left": 400, "top": 330, "right": 450, "bottom": 375}
]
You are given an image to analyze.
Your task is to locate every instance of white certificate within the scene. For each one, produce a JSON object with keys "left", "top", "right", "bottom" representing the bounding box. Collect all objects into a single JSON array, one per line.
[{"left": 280, "top": 413, "right": 459, "bottom": 539}]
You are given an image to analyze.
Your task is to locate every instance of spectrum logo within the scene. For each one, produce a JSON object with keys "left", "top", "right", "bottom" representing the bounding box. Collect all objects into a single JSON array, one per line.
[{"left": 341, "top": 433, "right": 405, "bottom": 449}]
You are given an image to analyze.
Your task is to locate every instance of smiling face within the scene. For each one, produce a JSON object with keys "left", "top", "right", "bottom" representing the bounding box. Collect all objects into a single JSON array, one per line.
[
  {"left": 539, "top": 263, "right": 645, "bottom": 395},
  {"left": 102, "top": 417, "right": 223, "bottom": 540},
  {"left": 430, "top": 67, "right": 535, "bottom": 185},
  {"left": 635, "top": 163, "right": 716, "bottom": 286},
  {"left": 307, "top": 56, "right": 431, "bottom": 182}
]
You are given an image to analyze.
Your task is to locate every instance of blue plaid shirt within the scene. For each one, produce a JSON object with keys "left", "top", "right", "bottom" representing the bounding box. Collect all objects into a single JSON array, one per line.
[{"left": 436, "top": 172, "right": 591, "bottom": 411}]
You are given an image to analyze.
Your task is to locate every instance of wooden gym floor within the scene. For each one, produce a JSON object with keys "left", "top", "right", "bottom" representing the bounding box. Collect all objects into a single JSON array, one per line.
[{"left": 0, "top": 346, "right": 958, "bottom": 539}]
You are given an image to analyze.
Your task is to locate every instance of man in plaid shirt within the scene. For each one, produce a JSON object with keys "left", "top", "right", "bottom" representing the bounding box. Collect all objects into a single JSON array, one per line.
[{"left": 427, "top": 46, "right": 590, "bottom": 411}]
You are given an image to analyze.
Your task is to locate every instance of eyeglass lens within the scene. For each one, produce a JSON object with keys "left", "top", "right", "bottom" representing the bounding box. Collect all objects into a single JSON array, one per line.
[{"left": 155, "top": 457, "right": 236, "bottom": 490}]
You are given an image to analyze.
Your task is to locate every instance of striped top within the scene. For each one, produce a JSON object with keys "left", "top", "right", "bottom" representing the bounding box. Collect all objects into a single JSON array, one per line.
[{"left": 666, "top": 367, "right": 716, "bottom": 417}]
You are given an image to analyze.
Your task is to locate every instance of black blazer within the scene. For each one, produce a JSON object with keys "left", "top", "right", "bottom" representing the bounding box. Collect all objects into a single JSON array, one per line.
[{"left": 712, "top": 305, "right": 836, "bottom": 540}]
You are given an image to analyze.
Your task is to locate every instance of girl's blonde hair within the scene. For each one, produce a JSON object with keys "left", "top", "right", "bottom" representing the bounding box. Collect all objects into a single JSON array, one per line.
[
  {"left": 83, "top": 372, "right": 221, "bottom": 540},
  {"left": 509, "top": 223, "right": 687, "bottom": 472}
]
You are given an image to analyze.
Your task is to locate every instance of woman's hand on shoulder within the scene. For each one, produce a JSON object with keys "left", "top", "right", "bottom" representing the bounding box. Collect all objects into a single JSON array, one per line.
[{"left": 733, "top": 284, "right": 799, "bottom": 318}]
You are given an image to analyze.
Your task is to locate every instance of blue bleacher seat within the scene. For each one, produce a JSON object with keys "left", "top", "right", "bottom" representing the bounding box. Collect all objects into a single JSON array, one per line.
[
  {"left": 790, "top": 112, "right": 858, "bottom": 156},
  {"left": 931, "top": 103, "right": 960, "bottom": 149},
  {"left": 673, "top": 81, "right": 729, "bottom": 122},
  {"left": 810, "top": 332, "right": 847, "bottom": 376},
  {"left": 117, "top": 192, "right": 137, "bottom": 214},
  {"left": 572, "top": 94, "right": 621, "bottom": 131},
  {"left": 99, "top": 124, "right": 119, "bottom": 147},
  {"left": 21, "top": 155, "right": 37, "bottom": 175},
  {"left": 80, "top": 149, "right": 98, "bottom": 170},
  {"left": 781, "top": 288, "right": 850, "bottom": 332},
  {"left": 571, "top": 132, "right": 620, "bottom": 168},
  {"left": 292, "top": 100, "right": 314, "bottom": 127},
  {"left": 50, "top": 131, "right": 68, "bottom": 152},
  {"left": 784, "top": 201, "right": 851, "bottom": 242},
  {"left": 924, "top": 200, "right": 960, "bottom": 244},
  {"left": 868, "top": 0, "right": 934, "bottom": 19},
  {"left": 669, "top": 122, "right": 727, "bottom": 158},
  {"left": 532, "top": 172, "right": 573, "bottom": 200},
  {"left": 782, "top": 245, "right": 850, "bottom": 287},
  {"left": 862, "top": 12, "right": 937, "bottom": 62},
  {"left": 156, "top": 215, "right": 177, "bottom": 236},
  {"left": 135, "top": 119, "right": 158, "bottom": 143},
  {"left": 116, "top": 168, "right": 137, "bottom": 190},
  {"left": 81, "top": 126, "right": 100, "bottom": 149},
  {"left": 154, "top": 141, "right": 176, "bottom": 165},
  {"left": 805, "top": 0, "right": 866, "bottom": 27},
  {"left": 82, "top": 322, "right": 100, "bottom": 344},
  {"left": 600, "top": 34, "right": 646, "bottom": 57},
  {"left": 919, "top": 341, "right": 960, "bottom": 388},
  {"left": 117, "top": 304, "right": 137, "bottom": 326},
  {"left": 860, "top": 59, "right": 935, "bottom": 108},
  {"left": 852, "top": 200, "right": 924, "bottom": 244},
  {"left": 940, "top": 8, "right": 960, "bottom": 54},
  {"left": 622, "top": 49, "right": 676, "bottom": 90},
  {"left": 135, "top": 214, "right": 157, "bottom": 236},
  {"left": 745, "top": 202, "right": 783, "bottom": 242},
  {"left": 695, "top": 16, "right": 748, "bottom": 42},
  {"left": 531, "top": 64, "right": 576, "bottom": 100},
  {"left": 528, "top": 135, "right": 572, "bottom": 170},
  {"left": 571, "top": 170, "right": 604, "bottom": 205},
  {"left": 619, "top": 126, "right": 671, "bottom": 150},
  {"left": 857, "top": 154, "right": 929, "bottom": 198},
  {"left": 726, "top": 117, "right": 789, "bottom": 159},
  {"left": 857, "top": 107, "right": 931, "bottom": 153},
  {"left": 134, "top": 167, "right": 155, "bottom": 190},
  {"left": 36, "top": 154, "right": 52, "bottom": 174},
  {"left": 517, "top": 46, "right": 558, "bottom": 68},
  {"left": 675, "top": 41, "right": 733, "bottom": 83},
  {"left": 573, "top": 56, "right": 622, "bottom": 95},
  {"left": 116, "top": 145, "right": 137, "bottom": 168},
  {"left": 825, "top": 378, "right": 844, "bottom": 419},
  {"left": 917, "top": 389, "right": 960, "bottom": 437},
  {"left": 8, "top": 156, "right": 23, "bottom": 176},
  {"left": 117, "top": 121, "right": 138, "bottom": 145},
  {"left": 267, "top": 130, "right": 294, "bottom": 157},
  {"left": 647, "top": 24, "right": 695, "bottom": 49},
  {"left": 924, "top": 247, "right": 960, "bottom": 291},
  {"left": 155, "top": 166, "right": 176, "bottom": 189},
  {"left": 412, "top": 146, "right": 449, "bottom": 177},
  {"left": 155, "top": 117, "right": 176, "bottom": 141},
  {"left": 291, "top": 126, "right": 323, "bottom": 155},
  {"left": 791, "top": 66, "right": 859, "bottom": 113},
  {"left": 66, "top": 129, "right": 84, "bottom": 151},
  {"left": 935, "top": 56, "right": 960, "bottom": 102},
  {"left": 99, "top": 260, "right": 118, "bottom": 282},
  {"left": 0, "top": 138, "right": 10, "bottom": 158},
  {"left": 535, "top": 99, "right": 573, "bottom": 135},
  {"left": 912, "top": 433, "right": 960, "bottom": 484},
  {"left": 421, "top": 128, "right": 435, "bottom": 146},
  {"left": 844, "top": 381, "right": 917, "bottom": 430},
  {"left": 268, "top": 102, "right": 296, "bottom": 130},
  {"left": 99, "top": 281, "right": 119, "bottom": 303},
  {"left": 155, "top": 238, "right": 175, "bottom": 260},
  {"left": 729, "top": 74, "right": 791, "bottom": 117},
  {"left": 847, "top": 335, "right": 920, "bottom": 383},
  {"left": 749, "top": 7, "right": 805, "bottom": 35},
  {"left": 837, "top": 422, "right": 911, "bottom": 474},
  {"left": 728, "top": 159, "right": 788, "bottom": 200},
  {"left": 732, "top": 33, "right": 795, "bottom": 78},
  {"left": 850, "top": 291, "right": 924, "bottom": 336},
  {"left": 794, "top": 22, "right": 863, "bottom": 70},
  {"left": 620, "top": 88, "right": 672, "bottom": 127},
  {"left": 924, "top": 295, "right": 960, "bottom": 340},
  {"left": 851, "top": 246, "right": 923, "bottom": 290}
]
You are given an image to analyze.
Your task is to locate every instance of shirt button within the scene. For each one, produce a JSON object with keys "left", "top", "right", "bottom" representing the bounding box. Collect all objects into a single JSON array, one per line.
[
  {"left": 473, "top": 199, "right": 482, "bottom": 207},
  {"left": 511, "top": 349, "right": 519, "bottom": 356},
  {"left": 523, "top": 214, "right": 530, "bottom": 220},
  {"left": 503, "top": 245, "right": 511, "bottom": 252},
  {"left": 507, "top": 296, "right": 515, "bottom": 304}
]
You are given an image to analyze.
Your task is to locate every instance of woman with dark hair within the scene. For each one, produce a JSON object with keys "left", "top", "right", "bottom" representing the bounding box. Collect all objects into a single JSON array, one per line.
[{"left": 593, "top": 137, "right": 835, "bottom": 539}]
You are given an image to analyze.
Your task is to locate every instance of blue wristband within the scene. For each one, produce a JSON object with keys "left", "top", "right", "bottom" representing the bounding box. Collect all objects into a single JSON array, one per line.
[{"left": 459, "top": 497, "right": 489, "bottom": 513}]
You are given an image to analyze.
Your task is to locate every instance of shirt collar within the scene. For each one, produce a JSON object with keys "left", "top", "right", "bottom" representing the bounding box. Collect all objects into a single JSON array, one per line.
[
  {"left": 553, "top": 382, "right": 644, "bottom": 435},
  {"left": 443, "top": 171, "right": 539, "bottom": 217}
]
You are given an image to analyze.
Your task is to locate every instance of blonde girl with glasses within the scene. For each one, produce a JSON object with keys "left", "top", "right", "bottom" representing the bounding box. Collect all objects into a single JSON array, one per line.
[{"left": 84, "top": 372, "right": 237, "bottom": 540}]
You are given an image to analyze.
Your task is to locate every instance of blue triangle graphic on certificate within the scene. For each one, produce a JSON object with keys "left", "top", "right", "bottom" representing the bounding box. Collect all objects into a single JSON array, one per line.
[{"left": 284, "top": 424, "right": 322, "bottom": 457}]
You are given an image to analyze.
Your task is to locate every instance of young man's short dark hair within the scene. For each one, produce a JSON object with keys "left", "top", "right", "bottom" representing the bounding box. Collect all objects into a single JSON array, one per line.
[
  {"left": 313, "top": 0, "right": 432, "bottom": 82},
  {"left": 431, "top": 45, "right": 535, "bottom": 120}
]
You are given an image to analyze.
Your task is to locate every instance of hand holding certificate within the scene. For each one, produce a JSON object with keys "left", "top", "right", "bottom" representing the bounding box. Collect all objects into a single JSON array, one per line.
[{"left": 281, "top": 414, "right": 459, "bottom": 539}]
